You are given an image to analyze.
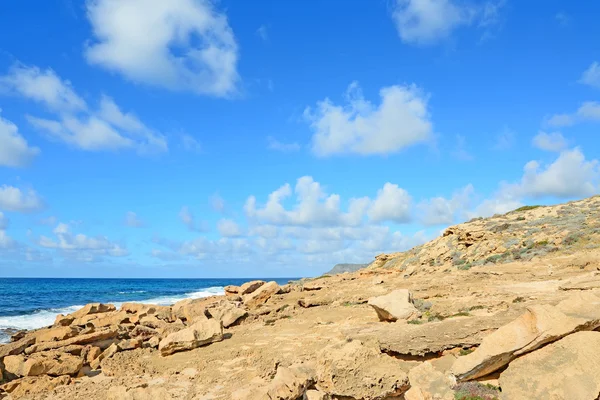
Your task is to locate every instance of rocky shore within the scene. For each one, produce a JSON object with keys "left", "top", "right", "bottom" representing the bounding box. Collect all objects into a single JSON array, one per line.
[{"left": 2, "top": 196, "right": 600, "bottom": 399}]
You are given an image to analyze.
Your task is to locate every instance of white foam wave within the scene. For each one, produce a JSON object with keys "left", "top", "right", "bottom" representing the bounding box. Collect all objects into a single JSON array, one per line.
[
  {"left": 0, "top": 286, "right": 224, "bottom": 343},
  {"left": 117, "top": 290, "right": 147, "bottom": 294}
]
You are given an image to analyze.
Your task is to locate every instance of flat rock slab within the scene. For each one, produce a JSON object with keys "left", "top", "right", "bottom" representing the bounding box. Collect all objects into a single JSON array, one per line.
[
  {"left": 350, "top": 314, "right": 515, "bottom": 356},
  {"left": 499, "top": 331, "right": 600, "bottom": 400}
]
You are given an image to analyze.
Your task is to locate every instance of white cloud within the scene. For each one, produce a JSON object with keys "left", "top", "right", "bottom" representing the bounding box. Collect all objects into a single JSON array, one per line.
[
  {"left": 580, "top": 62, "right": 600, "bottom": 89},
  {"left": 0, "top": 230, "right": 16, "bottom": 249},
  {"left": 392, "top": 0, "right": 504, "bottom": 45},
  {"left": 0, "top": 112, "right": 40, "bottom": 167},
  {"left": 532, "top": 132, "right": 567, "bottom": 152},
  {"left": 304, "top": 82, "right": 432, "bottom": 156},
  {"left": 0, "top": 212, "right": 8, "bottom": 230},
  {"left": 179, "top": 206, "right": 207, "bottom": 232},
  {"left": 210, "top": 193, "right": 225, "bottom": 213},
  {"left": 85, "top": 0, "right": 239, "bottom": 97},
  {"left": 545, "top": 101, "right": 600, "bottom": 128},
  {"left": 0, "top": 185, "right": 43, "bottom": 213},
  {"left": 38, "top": 216, "right": 58, "bottom": 226},
  {"left": 1, "top": 64, "right": 167, "bottom": 154},
  {"left": 38, "top": 222, "right": 129, "bottom": 260},
  {"left": 124, "top": 211, "right": 144, "bottom": 227},
  {"left": 515, "top": 148, "right": 599, "bottom": 198},
  {"left": 256, "top": 25, "right": 268, "bottom": 41},
  {"left": 217, "top": 218, "right": 242, "bottom": 237},
  {"left": 471, "top": 188, "right": 523, "bottom": 218},
  {"left": 245, "top": 176, "right": 369, "bottom": 227},
  {"left": 0, "top": 64, "right": 86, "bottom": 112},
  {"left": 181, "top": 134, "right": 202, "bottom": 153},
  {"left": 367, "top": 183, "right": 412, "bottom": 223},
  {"left": 267, "top": 137, "right": 301, "bottom": 152},
  {"left": 418, "top": 184, "right": 474, "bottom": 225}
]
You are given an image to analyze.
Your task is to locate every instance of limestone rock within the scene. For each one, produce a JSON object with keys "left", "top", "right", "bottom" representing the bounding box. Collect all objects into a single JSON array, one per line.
[
  {"left": 367, "top": 289, "right": 420, "bottom": 322},
  {"left": 316, "top": 340, "right": 409, "bottom": 399},
  {"left": 224, "top": 285, "right": 241, "bottom": 295},
  {"left": 107, "top": 385, "right": 173, "bottom": 400},
  {"left": 34, "top": 326, "right": 80, "bottom": 343},
  {"left": 404, "top": 362, "right": 455, "bottom": 400},
  {"left": 206, "top": 302, "right": 247, "bottom": 328},
  {"left": 240, "top": 280, "right": 266, "bottom": 295},
  {"left": 90, "top": 343, "right": 119, "bottom": 370},
  {"left": 53, "top": 314, "right": 74, "bottom": 327},
  {"left": 25, "top": 327, "right": 119, "bottom": 355},
  {"left": 0, "top": 337, "right": 36, "bottom": 360},
  {"left": 85, "top": 346, "right": 102, "bottom": 364},
  {"left": 1, "top": 375, "right": 70, "bottom": 397},
  {"left": 452, "top": 301, "right": 600, "bottom": 381},
  {"left": 158, "top": 318, "right": 224, "bottom": 356},
  {"left": 117, "top": 339, "right": 142, "bottom": 351},
  {"left": 244, "top": 281, "right": 280, "bottom": 309},
  {"left": 266, "top": 363, "right": 315, "bottom": 400},
  {"left": 70, "top": 303, "right": 116, "bottom": 319},
  {"left": 4, "top": 351, "right": 83, "bottom": 377},
  {"left": 130, "top": 325, "right": 157, "bottom": 340},
  {"left": 304, "top": 390, "right": 328, "bottom": 400},
  {"left": 499, "top": 331, "right": 600, "bottom": 400}
]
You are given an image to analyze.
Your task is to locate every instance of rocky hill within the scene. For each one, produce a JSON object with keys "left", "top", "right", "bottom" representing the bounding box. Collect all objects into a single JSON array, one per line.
[
  {"left": 325, "top": 263, "right": 369, "bottom": 275},
  {"left": 1, "top": 196, "right": 600, "bottom": 399}
]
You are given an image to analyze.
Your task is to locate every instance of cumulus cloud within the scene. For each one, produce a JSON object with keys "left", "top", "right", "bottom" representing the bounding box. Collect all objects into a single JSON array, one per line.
[
  {"left": 267, "top": 137, "right": 301, "bottom": 152},
  {"left": 580, "top": 61, "right": 600, "bottom": 89},
  {"left": 304, "top": 82, "right": 432, "bottom": 156},
  {"left": 38, "top": 222, "right": 129, "bottom": 261},
  {"left": 392, "top": 0, "right": 505, "bottom": 45},
  {"left": 532, "top": 132, "right": 567, "bottom": 152},
  {"left": 367, "top": 183, "right": 412, "bottom": 223},
  {"left": 179, "top": 206, "right": 208, "bottom": 232},
  {"left": 515, "top": 148, "right": 599, "bottom": 198},
  {"left": 0, "top": 112, "right": 40, "bottom": 167},
  {"left": 0, "top": 230, "right": 16, "bottom": 249},
  {"left": 545, "top": 101, "right": 600, "bottom": 128},
  {"left": 85, "top": 0, "right": 239, "bottom": 96},
  {"left": 217, "top": 218, "right": 242, "bottom": 237},
  {"left": 0, "top": 212, "right": 8, "bottom": 230},
  {"left": 1, "top": 64, "right": 167, "bottom": 154},
  {"left": 0, "top": 185, "right": 44, "bottom": 213},
  {"left": 210, "top": 193, "right": 225, "bottom": 213},
  {"left": 124, "top": 211, "right": 145, "bottom": 227},
  {"left": 418, "top": 185, "right": 474, "bottom": 225}
]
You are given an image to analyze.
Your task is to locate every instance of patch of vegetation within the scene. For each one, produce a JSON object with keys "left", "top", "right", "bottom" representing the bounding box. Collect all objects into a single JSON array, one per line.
[
  {"left": 454, "top": 382, "right": 500, "bottom": 400},
  {"left": 459, "top": 348, "right": 475, "bottom": 356},
  {"left": 513, "top": 205, "right": 542, "bottom": 212},
  {"left": 563, "top": 233, "right": 582, "bottom": 246},
  {"left": 342, "top": 301, "right": 361, "bottom": 307},
  {"left": 491, "top": 222, "right": 511, "bottom": 233},
  {"left": 450, "top": 311, "right": 471, "bottom": 318},
  {"left": 407, "top": 319, "right": 424, "bottom": 325},
  {"left": 413, "top": 299, "right": 433, "bottom": 312},
  {"left": 467, "top": 305, "right": 485, "bottom": 311},
  {"left": 512, "top": 296, "right": 525, "bottom": 303},
  {"left": 515, "top": 216, "right": 526, "bottom": 221},
  {"left": 484, "top": 254, "right": 504, "bottom": 264},
  {"left": 319, "top": 274, "right": 332, "bottom": 279},
  {"left": 534, "top": 240, "right": 549, "bottom": 247},
  {"left": 457, "top": 262, "right": 472, "bottom": 271},
  {"left": 454, "top": 258, "right": 468, "bottom": 266}
]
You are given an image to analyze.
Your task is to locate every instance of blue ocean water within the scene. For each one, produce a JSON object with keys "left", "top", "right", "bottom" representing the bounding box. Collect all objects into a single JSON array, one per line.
[{"left": 0, "top": 278, "right": 294, "bottom": 343}]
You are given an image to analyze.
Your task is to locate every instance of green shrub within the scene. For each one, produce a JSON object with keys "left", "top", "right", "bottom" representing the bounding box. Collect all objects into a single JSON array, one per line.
[{"left": 513, "top": 205, "right": 542, "bottom": 212}]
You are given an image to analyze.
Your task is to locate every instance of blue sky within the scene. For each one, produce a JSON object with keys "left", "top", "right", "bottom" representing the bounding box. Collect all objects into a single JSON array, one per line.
[{"left": 0, "top": 0, "right": 599, "bottom": 278}]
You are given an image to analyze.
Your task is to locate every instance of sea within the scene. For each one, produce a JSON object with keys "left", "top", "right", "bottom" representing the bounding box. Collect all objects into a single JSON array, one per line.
[{"left": 0, "top": 277, "right": 294, "bottom": 343}]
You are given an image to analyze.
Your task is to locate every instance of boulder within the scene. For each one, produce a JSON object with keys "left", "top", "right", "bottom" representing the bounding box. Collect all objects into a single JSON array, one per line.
[
  {"left": 0, "top": 337, "right": 36, "bottom": 360},
  {"left": 139, "top": 315, "right": 168, "bottom": 330},
  {"left": 0, "top": 375, "right": 70, "bottom": 397},
  {"left": 53, "top": 314, "right": 74, "bottom": 327},
  {"left": 121, "top": 303, "right": 173, "bottom": 321},
  {"left": 304, "top": 390, "right": 328, "bottom": 400},
  {"left": 244, "top": 281, "right": 280, "bottom": 309},
  {"left": 131, "top": 325, "right": 158, "bottom": 340},
  {"left": 452, "top": 301, "right": 600, "bottom": 381},
  {"left": 316, "top": 340, "right": 409, "bottom": 399},
  {"left": 157, "top": 320, "right": 186, "bottom": 338},
  {"left": 404, "top": 362, "right": 455, "bottom": 400},
  {"left": 239, "top": 280, "right": 266, "bottom": 295},
  {"left": 85, "top": 346, "right": 102, "bottom": 364},
  {"left": 224, "top": 285, "right": 241, "bottom": 296},
  {"left": 367, "top": 289, "right": 420, "bottom": 322},
  {"left": 144, "top": 337, "right": 160, "bottom": 349},
  {"left": 90, "top": 343, "right": 118, "bottom": 370},
  {"left": 25, "top": 327, "right": 119, "bottom": 355},
  {"left": 206, "top": 302, "right": 247, "bottom": 328},
  {"left": 266, "top": 363, "right": 315, "bottom": 400},
  {"left": 4, "top": 351, "right": 83, "bottom": 377},
  {"left": 33, "top": 326, "right": 80, "bottom": 343},
  {"left": 70, "top": 303, "right": 116, "bottom": 319},
  {"left": 499, "top": 331, "right": 600, "bottom": 400},
  {"left": 117, "top": 339, "right": 142, "bottom": 351},
  {"left": 158, "top": 318, "right": 224, "bottom": 356}
]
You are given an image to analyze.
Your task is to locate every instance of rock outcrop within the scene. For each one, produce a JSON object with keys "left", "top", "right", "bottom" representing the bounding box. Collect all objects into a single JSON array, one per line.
[
  {"left": 158, "top": 319, "right": 224, "bottom": 356},
  {"left": 368, "top": 289, "right": 420, "bottom": 322}
]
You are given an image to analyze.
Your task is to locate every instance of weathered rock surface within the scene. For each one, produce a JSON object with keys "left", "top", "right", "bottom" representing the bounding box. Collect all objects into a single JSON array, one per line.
[
  {"left": 25, "top": 327, "right": 119, "bottom": 355},
  {"left": 316, "top": 340, "right": 409, "bottom": 399},
  {"left": 367, "top": 289, "right": 420, "bottom": 322},
  {"left": 266, "top": 363, "right": 315, "bottom": 400},
  {"left": 69, "top": 303, "right": 115, "bottom": 319},
  {"left": 206, "top": 301, "right": 247, "bottom": 328},
  {"left": 404, "top": 362, "right": 455, "bottom": 400},
  {"left": 499, "top": 331, "right": 600, "bottom": 400},
  {"left": 4, "top": 352, "right": 82, "bottom": 377},
  {"left": 1, "top": 375, "right": 70, "bottom": 397},
  {"left": 452, "top": 295, "right": 600, "bottom": 381},
  {"left": 239, "top": 280, "right": 265, "bottom": 295},
  {"left": 158, "top": 319, "right": 224, "bottom": 356},
  {"left": 244, "top": 281, "right": 280, "bottom": 308}
]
